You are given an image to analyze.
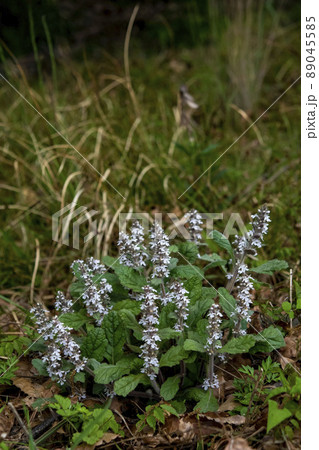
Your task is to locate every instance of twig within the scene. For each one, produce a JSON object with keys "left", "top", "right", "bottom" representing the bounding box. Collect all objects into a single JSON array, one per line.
[{"left": 8, "top": 402, "right": 31, "bottom": 439}]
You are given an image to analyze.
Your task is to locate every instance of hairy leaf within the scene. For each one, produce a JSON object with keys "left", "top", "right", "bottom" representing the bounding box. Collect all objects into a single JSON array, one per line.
[
  {"left": 101, "top": 311, "right": 126, "bottom": 363},
  {"left": 59, "top": 310, "right": 89, "bottom": 330},
  {"left": 220, "top": 335, "right": 255, "bottom": 354},
  {"left": 183, "top": 339, "right": 205, "bottom": 353},
  {"left": 251, "top": 326, "right": 285, "bottom": 353},
  {"left": 114, "top": 266, "right": 146, "bottom": 292},
  {"left": 114, "top": 374, "right": 148, "bottom": 397},
  {"left": 160, "top": 375, "right": 180, "bottom": 401},
  {"left": 209, "top": 230, "right": 234, "bottom": 262},
  {"left": 178, "top": 241, "right": 199, "bottom": 263},
  {"left": 250, "top": 259, "right": 289, "bottom": 275},
  {"left": 218, "top": 287, "right": 237, "bottom": 319},
  {"left": 195, "top": 390, "right": 219, "bottom": 413},
  {"left": 160, "top": 346, "right": 188, "bottom": 367},
  {"left": 81, "top": 328, "right": 107, "bottom": 362}
]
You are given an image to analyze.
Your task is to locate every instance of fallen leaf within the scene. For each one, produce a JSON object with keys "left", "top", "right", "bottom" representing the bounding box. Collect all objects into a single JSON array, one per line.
[
  {"left": 225, "top": 437, "right": 253, "bottom": 449},
  {"left": 218, "top": 395, "right": 239, "bottom": 412},
  {"left": 13, "top": 377, "right": 59, "bottom": 398},
  {"left": 0, "top": 406, "right": 15, "bottom": 440},
  {"left": 96, "top": 432, "right": 119, "bottom": 445}
]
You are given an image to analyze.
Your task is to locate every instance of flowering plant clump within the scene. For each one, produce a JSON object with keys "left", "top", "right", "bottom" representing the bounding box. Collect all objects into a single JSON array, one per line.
[{"left": 30, "top": 206, "right": 288, "bottom": 413}]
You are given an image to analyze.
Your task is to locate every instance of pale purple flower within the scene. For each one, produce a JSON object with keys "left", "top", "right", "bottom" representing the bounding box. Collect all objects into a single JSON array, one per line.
[
  {"left": 118, "top": 221, "right": 147, "bottom": 269},
  {"left": 149, "top": 222, "right": 170, "bottom": 278},
  {"left": 185, "top": 209, "right": 203, "bottom": 244},
  {"left": 139, "top": 285, "right": 161, "bottom": 380}
]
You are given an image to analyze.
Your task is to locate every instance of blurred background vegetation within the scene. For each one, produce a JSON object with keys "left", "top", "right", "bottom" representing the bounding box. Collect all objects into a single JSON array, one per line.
[{"left": 0, "top": 0, "right": 300, "bottom": 304}]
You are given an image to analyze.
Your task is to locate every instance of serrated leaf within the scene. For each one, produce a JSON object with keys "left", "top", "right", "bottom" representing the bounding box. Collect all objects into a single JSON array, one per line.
[
  {"left": 218, "top": 287, "right": 237, "bottom": 319},
  {"left": 184, "top": 276, "right": 202, "bottom": 303},
  {"left": 209, "top": 230, "right": 234, "bottom": 261},
  {"left": 160, "top": 346, "right": 188, "bottom": 367},
  {"left": 178, "top": 241, "right": 199, "bottom": 263},
  {"left": 153, "top": 406, "right": 165, "bottom": 424},
  {"left": 160, "top": 404, "right": 179, "bottom": 416},
  {"left": 252, "top": 326, "right": 285, "bottom": 353},
  {"left": 183, "top": 339, "right": 205, "bottom": 353},
  {"left": 114, "top": 374, "right": 147, "bottom": 397},
  {"left": 169, "top": 245, "right": 179, "bottom": 253},
  {"left": 59, "top": 311, "right": 89, "bottom": 330},
  {"left": 32, "top": 358, "right": 48, "bottom": 376},
  {"left": 81, "top": 328, "right": 107, "bottom": 362},
  {"left": 195, "top": 390, "right": 218, "bottom": 413},
  {"left": 201, "top": 253, "right": 227, "bottom": 270},
  {"left": 267, "top": 400, "right": 292, "bottom": 432},
  {"left": 101, "top": 311, "right": 126, "bottom": 363},
  {"left": 158, "top": 328, "right": 180, "bottom": 340},
  {"left": 94, "top": 363, "right": 130, "bottom": 384},
  {"left": 113, "top": 266, "right": 146, "bottom": 292},
  {"left": 171, "top": 265, "right": 204, "bottom": 280},
  {"left": 251, "top": 259, "right": 289, "bottom": 275},
  {"left": 160, "top": 375, "right": 180, "bottom": 401},
  {"left": 188, "top": 296, "right": 214, "bottom": 326},
  {"left": 146, "top": 414, "right": 157, "bottom": 430},
  {"left": 118, "top": 309, "right": 143, "bottom": 340},
  {"left": 221, "top": 335, "right": 255, "bottom": 354},
  {"left": 113, "top": 299, "right": 141, "bottom": 315},
  {"left": 185, "top": 387, "right": 206, "bottom": 401}
]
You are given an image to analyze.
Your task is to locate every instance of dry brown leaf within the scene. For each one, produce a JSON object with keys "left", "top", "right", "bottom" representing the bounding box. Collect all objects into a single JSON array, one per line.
[
  {"left": 225, "top": 437, "right": 253, "bottom": 450},
  {"left": 281, "top": 336, "right": 298, "bottom": 359},
  {"left": 96, "top": 432, "right": 119, "bottom": 445},
  {"left": 199, "top": 412, "right": 245, "bottom": 426},
  {"left": 218, "top": 395, "right": 240, "bottom": 412},
  {"left": 0, "top": 406, "right": 15, "bottom": 440},
  {"left": 13, "top": 377, "right": 59, "bottom": 398}
]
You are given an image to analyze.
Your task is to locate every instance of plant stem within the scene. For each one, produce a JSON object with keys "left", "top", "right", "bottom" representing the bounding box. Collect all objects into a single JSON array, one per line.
[{"left": 150, "top": 378, "right": 161, "bottom": 395}]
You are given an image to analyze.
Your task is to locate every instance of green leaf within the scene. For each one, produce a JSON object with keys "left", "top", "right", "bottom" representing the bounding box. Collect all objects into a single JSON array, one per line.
[
  {"left": 101, "top": 311, "right": 126, "bottom": 363},
  {"left": 195, "top": 390, "right": 218, "bottom": 413},
  {"left": 114, "top": 266, "right": 146, "bottom": 292},
  {"left": 118, "top": 309, "right": 143, "bottom": 340},
  {"left": 184, "top": 387, "right": 206, "bottom": 401},
  {"left": 160, "top": 375, "right": 180, "bottom": 401},
  {"left": 267, "top": 400, "right": 292, "bottom": 432},
  {"left": 102, "top": 255, "right": 121, "bottom": 268},
  {"left": 160, "top": 404, "right": 179, "bottom": 416},
  {"left": 171, "top": 265, "right": 204, "bottom": 280},
  {"left": 114, "top": 374, "right": 148, "bottom": 397},
  {"left": 160, "top": 346, "right": 188, "bottom": 367},
  {"left": 201, "top": 253, "right": 227, "bottom": 269},
  {"left": 146, "top": 414, "right": 157, "bottom": 430},
  {"left": 251, "top": 259, "right": 289, "bottom": 275},
  {"left": 183, "top": 339, "right": 205, "bottom": 353},
  {"left": 218, "top": 287, "right": 237, "bottom": 319},
  {"left": 32, "top": 358, "right": 48, "bottom": 376},
  {"left": 252, "top": 326, "right": 285, "bottom": 353},
  {"left": 188, "top": 296, "right": 214, "bottom": 326},
  {"left": 169, "top": 245, "right": 179, "bottom": 253},
  {"left": 221, "top": 335, "right": 255, "bottom": 354},
  {"left": 94, "top": 363, "right": 130, "bottom": 384},
  {"left": 113, "top": 299, "right": 141, "bottom": 315},
  {"left": 184, "top": 276, "right": 202, "bottom": 303},
  {"left": 59, "top": 311, "right": 89, "bottom": 330},
  {"left": 171, "top": 400, "right": 186, "bottom": 414},
  {"left": 178, "top": 242, "right": 198, "bottom": 263},
  {"left": 209, "top": 230, "right": 234, "bottom": 261},
  {"left": 158, "top": 328, "right": 180, "bottom": 340},
  {"left": 282, "top": 301, "right": 291, "bottom": 312},
  {"left": 71, "top": 406, "right": 119, "bottom": 448},
  {"left": 153, "top": 406, "right": 165, "bottom": 424},
  {"left": 81, "top": 328, "right": 107, "bottom": 362}
]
